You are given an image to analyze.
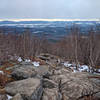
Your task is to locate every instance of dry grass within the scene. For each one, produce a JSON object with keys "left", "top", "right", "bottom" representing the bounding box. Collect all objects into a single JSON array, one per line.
[
  {"left": 0, "top": 61, "right": 15, "bottom": 90},
  {"left": 0, "top": 74, "right": 9, "bottom": 87}
]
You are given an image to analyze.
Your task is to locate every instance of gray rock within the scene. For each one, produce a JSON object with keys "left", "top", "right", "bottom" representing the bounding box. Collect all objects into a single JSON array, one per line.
[
  {"left": 11, "top": 64, "right": 37, "bottom": 80},
  {"left": 60, "top": 72, "right": 100, "bottom": 100},
  {"left": 11, "top": 62, "right": 49, "bottom": 80},
  {"left": 93, "top": 92, "right": 100, "bottom": 100},
  {"left": 11, "top": 93, "right": 23, "bottom": 100},
  {"left": 53, "top": 67, "right": 72, "bottom": 75},
  {"left": 42, "top": 88, "right": 62, "bottom": 100},
  {"left": 5, "top": 78, "right": 43, "bottom": 100},
  {"left": 0, "top": 94, "right": 8, "bottom": 100},
  {"left": 34, "top": 65, "right": 49, "bottom": 77},
  {"left": 43, "top": 78, "right": 58, "bottom": 89},
  {"left": 47, "top": 69, "right": 100, "bottom": 100},
  {"left": 3, "top": 54, "right": 100, "bottom": 100}
]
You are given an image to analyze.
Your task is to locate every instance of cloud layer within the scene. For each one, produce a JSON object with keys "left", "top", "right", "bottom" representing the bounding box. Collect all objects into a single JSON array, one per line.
[{"left": 0, "top": 0, "right": 100, "bottom": 19}]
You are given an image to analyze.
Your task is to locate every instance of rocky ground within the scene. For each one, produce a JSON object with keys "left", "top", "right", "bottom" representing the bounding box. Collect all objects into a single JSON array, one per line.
[{"left": 0, "top": 53, "right": 100, "bottom": 100}]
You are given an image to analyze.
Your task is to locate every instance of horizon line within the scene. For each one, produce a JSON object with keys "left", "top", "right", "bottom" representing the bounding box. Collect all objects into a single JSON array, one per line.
[{"left": 0, "top": 18, "right": 100, "bottom": 22}]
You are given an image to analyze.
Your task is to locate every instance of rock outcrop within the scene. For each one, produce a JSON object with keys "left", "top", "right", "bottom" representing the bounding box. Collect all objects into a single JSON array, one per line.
[
  {"left": 43, "top": 66, "right": 100, "bottom": 100},
  {"left": 11, "top": 62, "right": 49, "bottom": 80},
  {"left": 11, "top": 64, "right": 37, "bottom": 80},
  {"left": 5, "top": 78, "right": 43, "bottom": 100},
  {"left": 60, "top": 73, "right": 100, "bottom": 100},
  {"left": 0, "top": 54, "right": 99, "bottom": 100}
]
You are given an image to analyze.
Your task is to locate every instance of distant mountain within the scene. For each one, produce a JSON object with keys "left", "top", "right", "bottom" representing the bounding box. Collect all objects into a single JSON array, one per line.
[
  {"left": 0, "top": 21, "right": 50, "bottom": 24},
  {"left": 0, "top": 21, "right": 16, "bottom": 24},
  {"left": 0, "top": 20, "right": 99, "bottom": 27},
  {"left": 0, "top": 18, "right": 100, "bottom": 22},
  {"left": 0, "top": 20, "right": 100, "bottom": 41}
]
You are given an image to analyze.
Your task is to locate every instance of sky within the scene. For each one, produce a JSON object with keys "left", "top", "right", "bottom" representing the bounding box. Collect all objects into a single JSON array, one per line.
[{"left": 0, "top": 0, "right": 100, "bottom": 19}]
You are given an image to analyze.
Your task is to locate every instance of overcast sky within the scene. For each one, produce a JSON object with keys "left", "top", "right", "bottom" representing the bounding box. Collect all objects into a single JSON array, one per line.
[{"left": 0, "top": 0, "right": 100, "bottom": 19}]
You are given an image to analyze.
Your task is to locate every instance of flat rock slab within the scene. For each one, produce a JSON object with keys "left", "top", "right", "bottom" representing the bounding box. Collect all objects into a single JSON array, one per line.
[
  {"left": 60, "top": 73, "right": 100, "bottom": 100},
  {"left": 34, "top": 65, "right": 49, "bottom": 76},
  {"left": 11, "top": 64, "right": 37, "bottom": 80},
  {"left": 5, "top": 78, "right": 43, "bottom": 100},
  {"left": 11, "top": 63, "right": 49, "bottom": 80},
  {"left": 48, "top": 70, "right": 100, "bottom": 100}
]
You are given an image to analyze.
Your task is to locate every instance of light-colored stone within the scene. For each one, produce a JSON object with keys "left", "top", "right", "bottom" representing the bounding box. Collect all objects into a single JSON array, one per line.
[
  {"left": 11, "top": 64, "right": 37, "bottom": 80},
  {"left": 42, "top": 88, "right": 62, "bottom": 100},
  {"left": 48, "top": 70, "right": 100, "bottom": 100},
  {"left": 43, "top": 79, "right": 58, "bottom": 89},
  {"left": 11, "top": 62, "right": 50, "bottom": 79},
  {"left": 34, "top": 65, "right": 49, "bottom": 76},
  {"left": 5, "top": 78, "right": 43, "bottom": 100},
  {"left": 60, "top": 73, "right": 100, "bottom": 100},
  {"left": 11, "top": 93, "right": 23, "bottom": 100}
]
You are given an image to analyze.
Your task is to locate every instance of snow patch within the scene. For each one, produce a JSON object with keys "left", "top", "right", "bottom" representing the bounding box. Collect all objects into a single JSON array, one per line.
[
  {"left": 25, "top": 59, "right": 31, "bottom": 63},
  {"left": 18, "top": 57, "right": 23, "bottom": 62},
  {"left": 64, "top": 62, "right": 72, "bottom": 67},
  {"left": 79, "top": 65, "right": 89, "bottom": 72},
  {"left": 0, "top": 70, "right": 4, "bottom": 74},
  {"left": 7, "top": 95, "right": 12, "bottom": 100},
  {"left": 32, "top": 61, "right": 40, "bottom": 67},
  {"left": 73, "top": 69, "right": 78, "bottom": 73},
  {"left": 63, "top": 61, "right": 90, "bottom": 73},
  {"left": 97, "top": 69, "right": 100, "bottom": 73}
]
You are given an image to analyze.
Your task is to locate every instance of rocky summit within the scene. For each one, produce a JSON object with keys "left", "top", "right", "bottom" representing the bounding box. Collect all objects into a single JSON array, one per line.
[{"left": 0, "top": 54, "right": 100, "bottom": 100}]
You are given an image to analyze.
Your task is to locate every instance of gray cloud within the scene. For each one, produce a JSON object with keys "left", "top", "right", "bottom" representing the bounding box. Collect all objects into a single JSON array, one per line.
[{"left": 0, "top": 0, "right": 100, "bottom": 19}]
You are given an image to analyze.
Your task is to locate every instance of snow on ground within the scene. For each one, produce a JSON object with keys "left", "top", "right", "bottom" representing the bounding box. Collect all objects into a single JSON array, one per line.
[
  {"left": 7, "top": 95, "right": 12, "bottom": 100},
  {"left": 16, "top": 57, "right": 100, "bottom": 73},
  {"left": 32, "top": 61, "right": 40, "bottom": 67},
  {"left": 0, "top": 70, "right": 4, "bottom": 74},
  {"left": 98, "top": 69, "right": 100, "bottom": 72},
  {"left": 64, "top": 62, "right": 89, "bottom": 72},
  {"left": 78, "top": 65, "right": 89, "bottom": 72},
  {"left": 18, "top": 57, "right": 23, "bottom": 62},
  {"left": 73, "top": 69, "right": 78, "bottom": 73},
  {"left": 17, "top": 57, "right": 40, "bottom": 67},
  {"left": 64, "top": 62, "right": 73, "bottom": 67},
  {"left": 25, "top": 59, "right": 31, "bottom": 63},
  {"left": 63, "top": 61, "right": 100, "bottom": 74}
]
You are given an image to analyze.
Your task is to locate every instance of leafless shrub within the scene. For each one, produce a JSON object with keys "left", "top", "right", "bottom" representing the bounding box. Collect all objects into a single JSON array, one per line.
[{"left": 0, "top": 26, "right": 100, "bottom": 72}]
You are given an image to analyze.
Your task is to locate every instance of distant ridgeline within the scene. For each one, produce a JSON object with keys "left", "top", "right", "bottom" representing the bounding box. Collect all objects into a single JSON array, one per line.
[{"left": 0, "top": 21, "right": 100, "bottom": 41}]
